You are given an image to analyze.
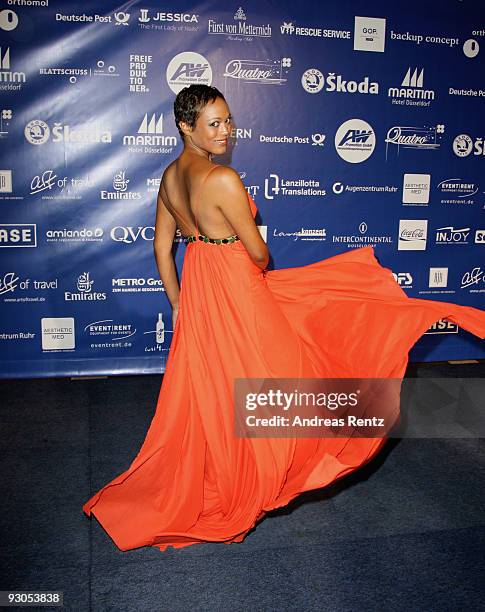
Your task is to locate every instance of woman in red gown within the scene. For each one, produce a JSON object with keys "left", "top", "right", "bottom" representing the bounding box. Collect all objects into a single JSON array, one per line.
[{"left": 82, "top": 85, "right": 485, "bottom": 552}]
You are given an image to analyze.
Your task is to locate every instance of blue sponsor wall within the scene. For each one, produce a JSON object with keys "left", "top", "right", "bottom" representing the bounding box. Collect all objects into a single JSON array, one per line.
[{"left": 0, "top": 0, "right": 483, "bottom": 378}]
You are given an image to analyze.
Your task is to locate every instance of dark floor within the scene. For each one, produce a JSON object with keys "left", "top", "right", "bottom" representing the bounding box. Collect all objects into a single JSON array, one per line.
[{"left": 0, "top": 362, "right": 484, "bottom": 611}]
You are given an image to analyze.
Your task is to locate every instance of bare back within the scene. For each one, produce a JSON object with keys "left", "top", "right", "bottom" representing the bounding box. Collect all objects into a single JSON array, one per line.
[{"left": 161, "top": 158, "right": 237, "bottom": 239}]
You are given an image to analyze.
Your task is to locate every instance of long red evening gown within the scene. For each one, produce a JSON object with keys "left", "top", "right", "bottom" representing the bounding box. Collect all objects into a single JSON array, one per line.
[{"left": 82, "top": 183, "right": 485, "bottom": 552}]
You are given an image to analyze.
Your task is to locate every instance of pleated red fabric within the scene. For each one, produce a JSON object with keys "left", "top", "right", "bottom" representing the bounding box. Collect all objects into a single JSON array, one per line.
[{"left": 82, "top": 192, "right": 485, "bottom": 552}]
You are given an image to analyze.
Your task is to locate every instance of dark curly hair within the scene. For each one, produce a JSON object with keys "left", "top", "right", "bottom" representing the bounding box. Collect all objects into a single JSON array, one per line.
[{"left": 174, "top": 84, "right": 226, "bottom": 139}]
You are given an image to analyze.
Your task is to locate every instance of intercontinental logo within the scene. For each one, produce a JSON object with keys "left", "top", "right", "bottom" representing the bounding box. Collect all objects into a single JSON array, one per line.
[{"left": 332, "top": 221, "right": 392, "bottom": 248}]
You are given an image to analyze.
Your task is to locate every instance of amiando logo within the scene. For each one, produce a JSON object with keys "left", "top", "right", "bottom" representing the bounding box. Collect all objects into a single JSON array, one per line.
[{"left": 334, "top": 119, "right": 375, "bottom": 163}]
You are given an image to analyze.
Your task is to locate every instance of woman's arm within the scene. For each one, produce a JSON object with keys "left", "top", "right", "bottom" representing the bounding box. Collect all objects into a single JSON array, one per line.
[
  {"left": 153, "top": 180, "right": 180, "bottom": 316},
  {"left": 209, "top": 166, "right": 269, "bottom": 270}
]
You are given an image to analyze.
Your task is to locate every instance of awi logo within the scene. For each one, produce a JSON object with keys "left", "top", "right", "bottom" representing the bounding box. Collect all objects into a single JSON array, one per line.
[{"left": 334, "top": 119, "right": 375, "bottom": 163}]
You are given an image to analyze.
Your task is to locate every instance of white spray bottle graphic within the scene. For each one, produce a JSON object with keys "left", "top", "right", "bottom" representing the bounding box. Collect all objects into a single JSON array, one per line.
[{"left": 156, "top": 313, "right": 165, "bottom": 344}]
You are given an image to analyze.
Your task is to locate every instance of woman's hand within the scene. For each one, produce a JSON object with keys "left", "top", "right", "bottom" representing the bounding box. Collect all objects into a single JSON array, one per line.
[{"left": 172, "top": 305, "right": 179, "bottom": 329}]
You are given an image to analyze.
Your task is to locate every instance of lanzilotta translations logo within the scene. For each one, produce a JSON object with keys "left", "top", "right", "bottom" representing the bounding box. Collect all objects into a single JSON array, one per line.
[
  {"left": 208, "top": 7, "right": 270, "bottom": 41},
  {"left": 64, "top": 272, "right": 106, "bottom": 301},
  {"left": 24, "top": 119, "right": 112, "bottom": 145},
  {"left": 437, "top": 178, "right": 478, "bottom": 205},
  {"left": 0, "top": 224, "right": 36, "bottom": 247},
  {"left": 41, "top": 317, "right": 75, "bottom": 351},
  {"left": 398, "top": 220, "right": 428, "bottom": 250},
  {"left": 0, "top": 47, "right": 26, "bottom": 91},
  {"left": 435, "top": 226, "right": 470, "bottom": 245},
  {"left": 332, "top": 221, "right": 392, "bottom": 249},
  {"left": 101, "top": 171, "right": 142, "bottom": 200},
  {"left": 122, "top": 113, "right": 175, "bottom": 154},
  {"left": 387, "top": 68, "right": 435, "bottom": 107},
  {"left": 224, "top": 57, "right": 291, "bottom": 86},
  {"left": 453, "top": 134, "right": 485, "bottom": 157},
  {"left": 166, "top": 51, "right": 212, "bottom": 94},
  {"left": 353, "top": 16, "right": 386, "bottom": 52},
  {"left": 402, "top": 174, "right": 431, "bottom": 205},
  {"left": 334, "top": 119, "right": 375, "bottom": 163},
  {"left": 385, "top": 124, "right": 445, "bottom": 160},
  {"left": 264, "top": 173, "right": 326, "bottom": 200},
  {"left": 280, "top": 21, "right": 350, "bottom": 40},
  {"left": 301, "top": 68, "right": 379, "bottom": 95}
]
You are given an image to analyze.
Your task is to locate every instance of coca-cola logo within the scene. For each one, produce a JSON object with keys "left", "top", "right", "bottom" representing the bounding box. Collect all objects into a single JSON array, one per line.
[{"left": 400, "top": 228, "right": 425, "bottom": 239}]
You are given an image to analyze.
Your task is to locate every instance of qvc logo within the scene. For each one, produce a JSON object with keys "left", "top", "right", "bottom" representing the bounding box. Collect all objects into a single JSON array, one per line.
[{"left": 110, "top": 226, "right": 154, "bottom": 244}]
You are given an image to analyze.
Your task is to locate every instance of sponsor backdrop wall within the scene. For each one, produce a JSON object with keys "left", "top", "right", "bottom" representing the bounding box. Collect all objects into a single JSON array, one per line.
[{"left": 0, "top": 0, "right": 484, "bottom": 378}]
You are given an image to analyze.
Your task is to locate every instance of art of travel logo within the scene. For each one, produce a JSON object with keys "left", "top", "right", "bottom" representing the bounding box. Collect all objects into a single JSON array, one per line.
[
  {"left": 453, "top": 134, "right": 485, "bottom": 157},
  {"left": 461, "top": 266, "right": 485, "bottom": 292},
  {"left": 387, "top": 67, "right": 435, "bottom": 106},
  {"left": 101, "top": 171, "right": 142, "bottom": 200},
  {"left": 208, "top": 7, "right": 270, "bottom": 40},
  {"left": 166, "top": 51, "right": 212, "bottom": 94},
  {"left": 301, "top": 68, "right": 378, "bottom": 95},
  {"left": 24, "top": 119, "right": 112, "bottom": 145},
  {"left": 280, "top": 21, "right": 350, "bottom": 39},
  {"left": 224, "top": 57, "right": 291, "bottom": 86},
  {"left": 64, "top": 272, "right": 106, "bottom": 301},
  {"left": 0, "top": 271, "right": 57, "bottom": 299},
  {"left": 353, "top": 16, "right": 386, "bottom": 52},
  {"left": 334, "top": 119, "right": 376, "bottom": 163},
  {"left": 385, "top": 124, "right": 444, "bottom": 160},
  {"left": 0, "top": 47, "right": 26, "bottom": 91},
  {"left": 402, "top": 173, "right": 431, "bottom": 206},
  {"left": 435, "top": 226, "right": 470, "bottom": 245},
  {"left": 397, "top": 220, "right": 428, "bottom": 250}
]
